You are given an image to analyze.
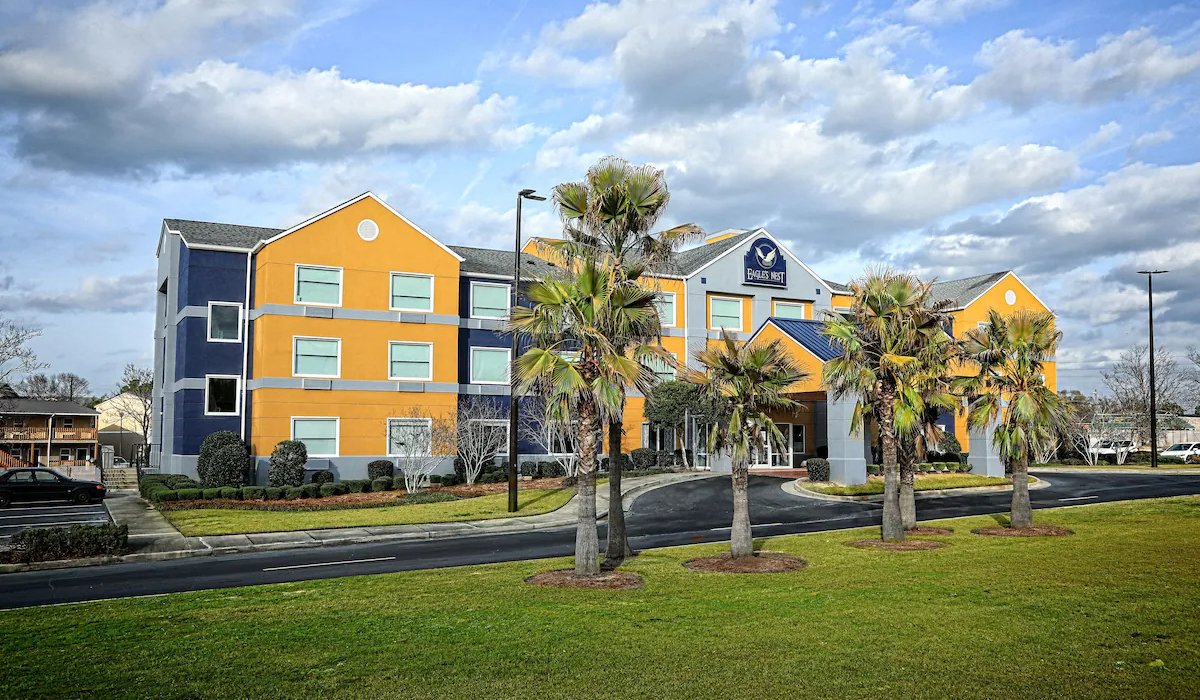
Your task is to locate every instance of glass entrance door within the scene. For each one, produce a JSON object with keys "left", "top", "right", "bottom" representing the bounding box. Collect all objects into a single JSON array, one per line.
[{"left": 752, "top": 424, "right": 792, "bottom": 468}]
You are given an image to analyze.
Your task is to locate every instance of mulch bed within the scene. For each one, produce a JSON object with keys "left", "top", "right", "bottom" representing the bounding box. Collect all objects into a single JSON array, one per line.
[
  {"left": 972, "top": 525, "right": 1074, "bottom": 537},
  {"left": 684, "top": 551, "right": 808, "bottom": 573},
  {"left": 906, "top": 527, "right": 953, "bottom": 535},
  {"left": 848, "top": 539, "right": 950, "bottom": 551},
  {"left": 525, "top": 569, "right": 645, "bottom": 590}
]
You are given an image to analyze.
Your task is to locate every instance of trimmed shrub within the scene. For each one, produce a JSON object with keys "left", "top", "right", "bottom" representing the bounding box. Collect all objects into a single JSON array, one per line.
[
  {"left": 372, "top": 477, "right": 393, "bottom": 492},
  {"left": 311, "top": 469, "right": 334, "bottom": 486},
  {"left": 166, "top": 474, "right": 200, "bottom": 490},
  {"left": 391, "top": 474, "right": 407, "bottom": 490},
  {"left": 429, "top": 474, "right": 443, "bottom": 485},
  {"left": 866, "top": 464, "right": 881, "bottom": 476},
  {"left": 1159, "top": 455, "right": 1186, "bottom": 465},
  {"left": 10, "top": 524, "right": 129, "bottom": 563},
  {"left": 242, "top": 486, "right": 266, "bottom": 500},
  {"left": 347, "top": 479, "right": 370, "bottom": 493},
  {"left": 631, "top": 448, "right": 656, "bottom": 470},
  {"left": 150, "top": 489, "right": 178, "bottom": 503},
  {"left": 283, "top": 486, "right": 303, "bottom": 500},
  {"left": 806, "top": 458, "right": 830, "bottom": 482},
  {"left": 268, "top": 440, "right": 307, "bottom": 488},
  {"left": 204, "top": 444, "right": 251, "bottom": 489},
  {"left": 218, "top": 487, "right": 241, "bottom": 500},
  {"left": 264, "top": 487, "right": 283, "bottom": 500},
  {"left": 367, "top": 460, "right": 394, "bottom": 480},
  {"left": 319, "top": 483, "right": 336, "bottom": 497},
  {"left": 440, "top": 474, "right": 460, "bottom": 487},
  {"left": 939, "top": 431, "right": 962, "bottom": 455},
  {"left": 198, "top": 431, "right": 247, "bottom": 488},
  {"left": 453, "top": 457, "right": 466, "bottom": 481},
  {"left": 201, "top": 488, "right": 222, "bottom": 500},
  {"left": 177, "top": 488, "right": 202, "bottom": 501},
  {"left": 332, "top": 483, "right": 349, "bottom": 496},
  {"left": 520, "top": 461, "right": 539, "bottom": 477},
  {"left": 961, "top": 463, "right": 973, "bottom": 473}
]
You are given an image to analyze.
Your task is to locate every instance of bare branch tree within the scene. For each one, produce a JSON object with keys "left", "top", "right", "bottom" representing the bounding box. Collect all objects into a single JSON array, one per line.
[
  {"left": 16, "top": 372, "right": 92, "bottom": 401},
  {"left": 113, "top": 365, "right": 154, "bottom": 465},
  {"left": 388, "top": 406, "right": 456, "bottom": 493},
  {"left": 55, "top": 373, "right": 91, "bottom": 402},
  {"left": 1103, "top": 344, "right": 1187, "bottom": 443},
  {"left": 520, "top": 403, "right": 579, "bottom": 478},
  {"left": 0, "top": 318, "right": 44, "bottom": 394},
  {"left": 455, "top": 396, "right": 508, "bottom": 486}
]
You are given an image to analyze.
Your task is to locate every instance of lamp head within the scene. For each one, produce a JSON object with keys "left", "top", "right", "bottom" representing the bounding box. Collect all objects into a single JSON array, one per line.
[{"left": 519, "top": 189, "right": 546, "bottom": 201}]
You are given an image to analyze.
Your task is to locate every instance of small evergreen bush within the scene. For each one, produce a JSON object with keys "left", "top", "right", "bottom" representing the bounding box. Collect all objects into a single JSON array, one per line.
[
  {"left": 367, "top": 460, "right": 394, "bottom": 480},
  {"left": 218, "top": 487, "right": 241, "bottom": 500},
  {"left": 264, "top": 487, "right": 283, "bottom": 500},
  {"left": 311, "top": 469, "right": 334, "bottom": 486},
  {"left": 806, "top": 458, "right": 830, "bottom": 482},
  {"left": 371, "top": 477, "right": 393, "bottom": 492},
  {"left": 631, "top": 448, "right": 656, "bottom": 470},
  {"left": 391, "top": 474, "right": 406, "bottom": 491},
  {"left": 177, "top": 488, "right": 202, "bottom": 501},
  {"left": 201, "top": 488, "right": 222, "bottom": 500},
  {"left": 242, "top": 486, "right": 266, "bottom": 500},
  {"left": 10, "top": 524, "right": 129, "bottom": 563},
  {"left": 198, "top": 431, "right": 247, "bottom": 488},
  {"left": 283, "top": 486, "right": 303, "bottom": 500},
  {"left": 347, "top": 480, "right": 370, "bottom": 493},
  {"left": 268, "top": 440, "right": 307, "bottom": 488},
  {"left": 319, "top": 483, "right": 336, "bottom": 497}
]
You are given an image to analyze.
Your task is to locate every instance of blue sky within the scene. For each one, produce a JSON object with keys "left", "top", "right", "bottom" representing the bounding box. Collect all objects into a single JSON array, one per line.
[{"left": 1, "top": 0, "right": 1199, "bottom": 396}]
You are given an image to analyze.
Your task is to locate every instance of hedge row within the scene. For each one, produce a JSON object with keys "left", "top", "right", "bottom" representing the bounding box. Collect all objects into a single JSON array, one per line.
[
  {"left": 630, "top": 448, "right": 692, "bottom": 470},
  {"left": 863, "top": 462, "right": 974, "bottom": 476},
  {"left": 9, "top": 523, "right": 129, "bottom": 563},
  {"left": 140, "top": 473, "right": 477, "bottom": 504}
]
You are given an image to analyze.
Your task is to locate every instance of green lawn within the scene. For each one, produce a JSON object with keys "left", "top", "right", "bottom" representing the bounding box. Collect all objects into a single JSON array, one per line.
[
  {"left": 803, "top": 473, "right": 1025, "bottom": 496},
  {"left": 3, "top": 497, "right": 1199, "bottom": 699},
  {"left": 163, "top": 487, "right": 575, "bottom": 536}
]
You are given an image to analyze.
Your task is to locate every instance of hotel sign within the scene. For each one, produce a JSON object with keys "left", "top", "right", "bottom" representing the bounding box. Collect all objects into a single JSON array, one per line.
[{"left": 743, "top": 237, "right": 786, "bottom": 288}]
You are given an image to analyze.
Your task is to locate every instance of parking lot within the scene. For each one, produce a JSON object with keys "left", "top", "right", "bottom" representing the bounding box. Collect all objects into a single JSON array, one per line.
[{"left": 0, "top": 502, "right": 111, "bottom": 542}]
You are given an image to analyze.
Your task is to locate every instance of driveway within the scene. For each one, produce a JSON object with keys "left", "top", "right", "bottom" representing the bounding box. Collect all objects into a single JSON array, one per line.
[{"left": 0, "top": 502, "right": 111, "bottom": 543}]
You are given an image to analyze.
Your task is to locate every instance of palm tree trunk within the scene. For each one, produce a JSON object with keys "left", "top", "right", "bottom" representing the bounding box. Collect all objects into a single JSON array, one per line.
[
  {"left": 899, "top": 446, "right": 916, "bottom": 530},
  {"left": 603, "top": 417, "right": 633, "bottom": 568},
  {"left": 878, "top": 389, "right": 905, "bottom": 541},
  {"left": 574, "top": 400, "right": 601, "bottom": 577},
  {"left": 730, "top": 453, "right": 754, "bottom": 558},
  {"left": 1011, "top": 448, "right": 1033, "bottom": 528}
]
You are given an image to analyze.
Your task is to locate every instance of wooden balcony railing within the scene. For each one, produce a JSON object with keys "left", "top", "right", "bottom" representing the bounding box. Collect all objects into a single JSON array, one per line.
[{"left": 0, "top": 428, "right": 97, "bottom": 441}]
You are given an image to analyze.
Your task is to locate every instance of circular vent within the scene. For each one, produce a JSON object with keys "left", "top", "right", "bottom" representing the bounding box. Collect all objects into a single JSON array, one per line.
[
  {"left": 1005, "top": 290, "right": 1016, "bottom": 305},
  {"left": 357, "top": 219, "right": 379, "bottom": 241}
]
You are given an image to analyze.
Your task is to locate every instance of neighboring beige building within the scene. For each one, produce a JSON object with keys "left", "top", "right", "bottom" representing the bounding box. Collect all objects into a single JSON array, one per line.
[{"left": 94, "top": 392, "right": 150, "bottom": 463}]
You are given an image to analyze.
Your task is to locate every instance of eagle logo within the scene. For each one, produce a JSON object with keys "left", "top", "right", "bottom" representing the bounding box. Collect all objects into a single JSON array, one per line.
[{"left": 754, "top": 243, "right": 778, "bottom": 268}]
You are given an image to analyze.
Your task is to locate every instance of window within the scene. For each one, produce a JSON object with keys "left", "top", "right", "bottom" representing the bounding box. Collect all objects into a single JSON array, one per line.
[
  {"left": 773, "top": 301, "right": 806, "bottom": 320},
  {"left": 61, "top": 418, "right": 74, "bottom": 429},
  {"left": 389, "top": 342, "right": 433, "bottom": 381},
  {"left": 58, "top": 448, "right": 71, "bottom": 461},
  {"left": 295, "top": 265, "right": 342, "bottom": 306},
  {"left": 293, "top": 337, "right": 341, "bottom": 377},
  {"left": 292, "top": 417, "right": 338, "bottom": 457},
  {"left": 977, "top": 321, "right": 991, "bottom": 332},
  {"left": 832, "top": 306, "right": 851, "bottom": 315},
  {"left": 709, "top": 296, "right": 743, "bottom": 331},
  {"left": 387, "top": 418, "right": 431, "bottom": 457},
  {"left": 470, "top": 282, "right": 510, "bottom": 319},
  {"left": 76, "top": 448, "right": 89, "bottom": 461},
  {"left": 657, "top": 292, "right": 676, "bottom": 327},
  {"left": 642, "top": 424, "right": 675, "bottom": 451},
  {"left": 12, "top": 417, "right": 24, "bottom": 428},
  {"left": 469, "top": 419, "right": 510, "bottom": 456},
  {"left": 470, "top": 347, "right": 511, "bottom": 384},
  {"left": 205, "top": 375, "right": 240, "bottom": 415},
  {"left": 390, "top": 273, "right": 434, "bottom": 312},
  {"left": 647, "top": 355, "right": 676, "bottom": 382},
  {"left": 207, "top": 302, "right": 242, "bottom": 342}
]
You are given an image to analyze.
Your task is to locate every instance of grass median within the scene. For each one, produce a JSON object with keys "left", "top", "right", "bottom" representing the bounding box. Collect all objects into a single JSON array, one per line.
[
  {"left": 3, "top": 496, "right": 1198, "bottom": 699},
  {"left": 162, "top": 487, "right": 576, "bottom": 536},
  {"left": 802, "top": 473, "right": 1031, "bottom": 496}
]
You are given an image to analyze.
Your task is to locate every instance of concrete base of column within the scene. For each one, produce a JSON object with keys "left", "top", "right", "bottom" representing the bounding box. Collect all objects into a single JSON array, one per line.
[{"left": 969, "top": 426, "right": 1005, "bottom": 477}]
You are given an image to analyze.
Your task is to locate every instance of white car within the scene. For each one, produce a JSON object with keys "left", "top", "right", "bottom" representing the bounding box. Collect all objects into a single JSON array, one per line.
[
  {"left": 1161, "top": 443, "right": 1200, "bottom": 460},
  {"left": 112, "top": 457, "right": 131, "bottom": 467}
]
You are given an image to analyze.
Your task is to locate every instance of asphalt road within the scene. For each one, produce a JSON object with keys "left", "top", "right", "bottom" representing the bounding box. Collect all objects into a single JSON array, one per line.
[{"left": 1, "top": 471, "right": 1197, "bottom": 610}]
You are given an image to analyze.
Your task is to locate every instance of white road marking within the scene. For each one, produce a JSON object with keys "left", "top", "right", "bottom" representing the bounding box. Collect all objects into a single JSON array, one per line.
[
  {"left": 754, "top": 522, "right": 786, "bottom": 528},
  {"left": 0, "top": 511, "right": 105, "bottom": 521},
  {"left": 1058, "top": 495, "right": 1099, "bottom": 502},
  {"left": 262, "top": 556, "right": 396, "bottom": 572}
]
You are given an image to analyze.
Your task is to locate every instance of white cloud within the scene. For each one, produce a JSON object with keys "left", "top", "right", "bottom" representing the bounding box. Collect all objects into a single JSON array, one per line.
[
  {"left": 2, "top": 270, "right": 157, "bottom": 314},
  {"left": 903, "top": 0, "right": 1008, "bottom": 25},
  {"left": 1128, "top": 128, "right": 1174, "bottom": 155},
  {"left": 1080, "top": 121, "right": 1122, "bottom": 153}
]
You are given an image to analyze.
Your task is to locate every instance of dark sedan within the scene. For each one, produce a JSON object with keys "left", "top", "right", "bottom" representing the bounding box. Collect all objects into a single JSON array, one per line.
[{"left": 0, "top": 468, "right": 107, "bottom": 507}]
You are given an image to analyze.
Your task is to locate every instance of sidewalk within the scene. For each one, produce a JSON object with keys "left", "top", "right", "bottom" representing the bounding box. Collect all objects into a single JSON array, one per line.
[{"left": 1, "top": 471, "right": 715, "bottom": 573}]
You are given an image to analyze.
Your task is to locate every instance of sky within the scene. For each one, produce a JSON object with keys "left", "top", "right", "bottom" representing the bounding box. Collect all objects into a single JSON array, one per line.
[{"left": 0, "top": 0, "right": 1198, "bottom": 396}]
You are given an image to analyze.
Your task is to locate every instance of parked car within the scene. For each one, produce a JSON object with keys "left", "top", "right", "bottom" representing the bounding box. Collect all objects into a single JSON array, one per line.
[
  {"left": 1090, "top": 439, "right": 1137, "bottom": 455},
  {"left": 0, "top": 468, "right": 107, "bottom": 507},
  {"left": 1161, "top": 443, "right": 1200, "bottom": 460},
  {"left": 112, "top": 457, "right": 131, "bottom": 467}
]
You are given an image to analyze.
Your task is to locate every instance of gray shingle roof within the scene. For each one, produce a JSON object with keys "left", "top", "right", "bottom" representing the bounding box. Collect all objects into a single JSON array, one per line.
[
  {"left": 769, "top": 318, "right": 840, "bottom": 361},
  {"left": 450, "top": 246, "right": 561, "bottom": 279},
  {"left": 823, "top": 279, "right": 851, "bottom": 293},
  {"left": 661, "top": 230, "right": 756, "bottom": 276},
  {"left": 930, "top": 271, "right": 1010, "bottom": 309},
  {"left": 164, "top": 219, "right": 282, "bottom": 250},
  {"left": 1, "top": 399, "right": 99, "bottom": 416}
]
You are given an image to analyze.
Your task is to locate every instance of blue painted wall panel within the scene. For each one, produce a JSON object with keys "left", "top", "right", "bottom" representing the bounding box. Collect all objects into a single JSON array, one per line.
[
  {"left": 172, "top": 389, "right": 242, "bottom": 456},
  {"left": 175, "top": 316, "right": 243, "bottom": 380},
  {"left": 182, "top": 248, "right": 248, "bottom": 309}
]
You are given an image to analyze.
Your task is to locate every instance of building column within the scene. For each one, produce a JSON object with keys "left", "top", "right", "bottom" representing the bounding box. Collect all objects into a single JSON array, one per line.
[
  {"left": 968, "top": 420, "right": 1005, "bottom": 477},
  {"left": 826, "top": 396, "right": 867, "bottom": 485}
]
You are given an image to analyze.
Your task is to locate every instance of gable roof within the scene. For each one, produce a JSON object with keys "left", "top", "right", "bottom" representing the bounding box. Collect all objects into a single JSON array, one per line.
[
  {"left": 823, "top": 279, "right": 851, "bottom": 294},
  {"left": 451, "top": 246, "right": 563, "bottom": 279},
  {"left": 662, "top": 231, "right": 756, "bottom": 276},
  {"left": 164, "top": 219, "right": 281, "bottom": 251},
  {"left": 930, "top": 271, "right": 1011, "bottom": 310},
  {"left": 0, "top": 399, "right": 99, "bottom": 416},
  {"left": 765, "top": 318, "right": 841, "bottom": 362}
]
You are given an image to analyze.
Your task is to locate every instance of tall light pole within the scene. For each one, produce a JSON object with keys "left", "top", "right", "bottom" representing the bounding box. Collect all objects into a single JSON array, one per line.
[
  {"left": 1137, "top": 270, "right": 1168, "bottom": 469},
  {"left": 509, "top": 188, "right": 546, "bottom": 512}
]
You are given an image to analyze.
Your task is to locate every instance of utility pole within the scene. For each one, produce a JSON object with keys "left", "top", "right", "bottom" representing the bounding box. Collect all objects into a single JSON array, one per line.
[
  {"left": 1137, "top": 270, "right": 1168, "bottom": 469},
  {"left": 509, "top": 189, "right": 546, "bottom": 512}
]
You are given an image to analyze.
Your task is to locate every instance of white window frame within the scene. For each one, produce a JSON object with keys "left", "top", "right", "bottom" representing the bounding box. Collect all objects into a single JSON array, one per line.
[
  {"left": 469, "top": 281, "right": 511, "bottom": 320},
  {"left": 469, "top": 418, "right": 510, "bottom": 456},
  {"left": 204, "top": 375, "right": 242, "bottom": 416},
  {"left": 292, "top": 336, "right": 342, "bottom": 379},
  {"left": 832, "top": 306, "right": 851, "bottom": 314},
  {"left": 389, "top": 272, "right": 435, "bottom": 313},
  {"left": 709, "top": 295, "right": 744, "bottom": 332},
  {"left": 291, "top": 416, "right": 340, "bottom": 457},
  {"left": 657, "top": 292, "right": 677, "bottom": 327},
  {"left": 207, "top": 301, "right": 243, "bottom": 343},
  {"left": 978, "top": 322, "right": 991, "bottom": 332},
  {"left": 648, "top": 353, "right": 677, "bottom": 382},
  {"left": 642, "top": 423, "right": 675, "bottom": 451},
  {"left": 61, "top": 417, "right": 74, "bottom": 429},
  {"left": 386, "top": 417, "right": 432, "bottom": 457},
  {"left": 294, "top": 263, "right": 344, "bottom": 307},
  {"left": 772, "top": 300, "right": 807, "bottom": 320},
  {"left": 387, "top": 341, "right": 434, "bottom": 382},
  {"left": 470, "top": 346, "right": 512, "bottom": 385}
]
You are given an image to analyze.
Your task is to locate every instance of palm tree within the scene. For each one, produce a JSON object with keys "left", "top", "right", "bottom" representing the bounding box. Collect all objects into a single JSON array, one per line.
[
  {"left": 548, "top": 157, "right": 703, "bottom": 567},
  {"left": 821, "top": 270, "right": 954, "bottom": 541},
  {"left": 959, "top": 309, "right": 1070, "bottom": 528},
  {"left": 510, "top": 260, "right": 668, "bottom": 577},
  {"left": 683, "top": 333, "right": 807, "bottom": 558}
]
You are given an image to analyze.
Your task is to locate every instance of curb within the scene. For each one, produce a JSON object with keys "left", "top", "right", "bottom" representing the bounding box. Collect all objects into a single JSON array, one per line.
[
  {"left": 0, "top": 472, "right": 712, "bottom": 574},
  {"left": 782, "top": 476, "right": 1049, "bottom": 503}
]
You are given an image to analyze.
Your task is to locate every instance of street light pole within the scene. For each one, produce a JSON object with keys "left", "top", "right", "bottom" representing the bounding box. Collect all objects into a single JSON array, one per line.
[
  {"left": 1137, "top": 270, "right": 1168, "bottom": 469},
  {"left": 509, "top": 189, "right": 546, "bottom": 512}
]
